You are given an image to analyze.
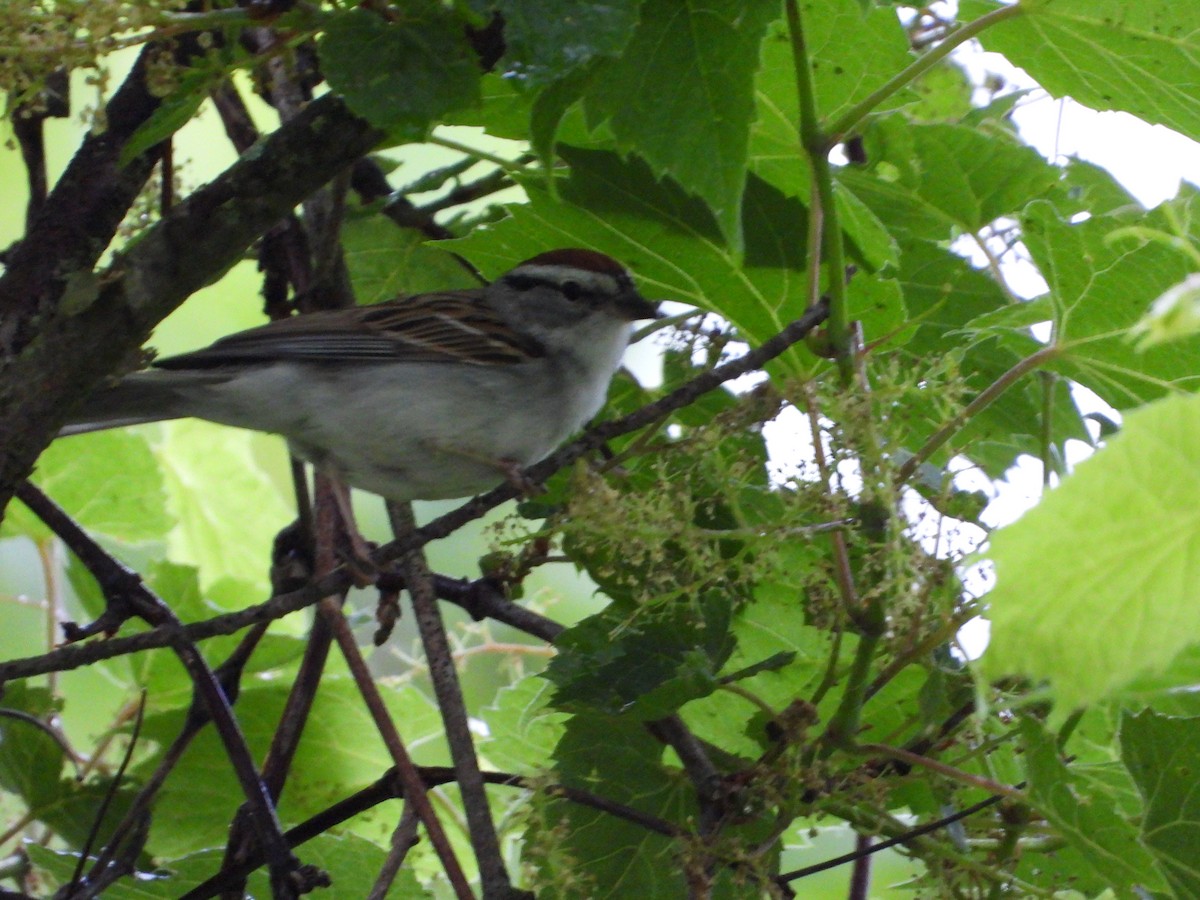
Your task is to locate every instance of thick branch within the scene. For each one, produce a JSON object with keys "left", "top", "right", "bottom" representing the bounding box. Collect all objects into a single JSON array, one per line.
[{"left": 0, "top": 93, "right": 382, "bottom": 520}]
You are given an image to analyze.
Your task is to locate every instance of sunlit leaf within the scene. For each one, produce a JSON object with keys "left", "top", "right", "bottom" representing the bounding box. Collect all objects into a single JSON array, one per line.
[{"left": 985, "top": 392, "right": 1200, "bottom": 710}]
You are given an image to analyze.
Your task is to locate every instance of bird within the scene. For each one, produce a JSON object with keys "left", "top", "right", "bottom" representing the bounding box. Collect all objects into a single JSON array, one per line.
[{"left": 61, "top": 249, "right": 662, "bottom": 502}]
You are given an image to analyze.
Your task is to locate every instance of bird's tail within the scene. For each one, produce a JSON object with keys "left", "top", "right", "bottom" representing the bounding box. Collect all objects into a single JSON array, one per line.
[{"left": 59, "top": 372, "right": 206, "bottom": 436}]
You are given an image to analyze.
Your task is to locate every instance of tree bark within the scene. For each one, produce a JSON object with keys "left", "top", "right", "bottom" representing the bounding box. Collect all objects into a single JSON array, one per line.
[{"left": 0, "top": 90, "right": 381, "bottom": 521}]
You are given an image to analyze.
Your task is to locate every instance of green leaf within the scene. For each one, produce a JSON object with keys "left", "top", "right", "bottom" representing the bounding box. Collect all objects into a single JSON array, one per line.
[
  {"left": 494, "top": 0, "right": 640, "bottom": 85},
  {"left": 963, "top": 0, "right": 1200, "bottom": 142},
  {"left": 481, "top": 677, "right": 568, "bottom": 775},
  {"left": 119, "top": 69, "right": 211, "bottom": 168},
  {"left": 892, "top": 238, "right": 1087, "bottom": 476},
  {"left": 157, "top": 420, "right": 293, "bottom": 595},
  {"left": 751, "top": 2, "right": 914, "bottom": 195},
  {"left": 343, "top": 214, "right": 478, "bottom": 304},
  {"left": 684, "top": 558, "right": 832, "bottom": 758},
  {"left": 832, "top": 179, "right": 899, "bottom": 271},
  {"left": 1130, "top": 273, "right": 1200, "bottom": 349},
  {"left": 907, "top": 60, "right": 975, "bottom": 123},
  {"left": 855, "top": 117, "right": 1061, "bottom": 234},
  {"left": 1118, "top": 644, "right": 1200, "bottom": 717},
  {"left": 27, "top": 833, "right": 423, "bottom": 899},
  {"left": 984, "top": 391, "right": 1200, "bottom": 710},
  {"left": 719, "top": 651, "right": 797, "bottom": 684},
  {"left": 320, "top": 5, "right": 480, "bottom": 134},
  {"left": 33, "top": 780, "right": 139, "bottom": 860},
  {"left": 795, "top": 0, "right": 916, "bottom": 128},
  {"left": 583, "top": 0, "right": 780, "bottom": 246},
  {"left": 0, "top": 684, "right": 65, "bottom": 810},
  {"left": 8, "top": 430, "right": 172, "bottom": 543},
  {"left": 529, "top": 64, "right": 595, "bottom": 163},
  {"left": 545, "top": 591, "right": 734, "bottom": 720},
  {"left": 1023, "top": 195, "right": 1200, "bottom": 407},
  {"left": 528, "top": 714, "right": 694, "bottom": 898},
  {"left": 135, "top": 677, "right": 441, "bottom": 858},
  {"left": 1054, "top": 157, "right": 1143, "bottom": 217},
  {"left": 444, "top": 147, "right": 904, "bottom": 375},
  {"left": 960, "top": 295, "right": 1054, "bottom": 337},
  {"left": 0, "top": 686, "right": 139, "bottom": 856},
  {"left": 444, "top": 72, "right": 534, "bottom": 138},
  {"left": 1122, "top": 709, "right": 1200, "bottom": 896},
  {"left": 1021, "top": 718, "right": 1166, "bottom": 894}
]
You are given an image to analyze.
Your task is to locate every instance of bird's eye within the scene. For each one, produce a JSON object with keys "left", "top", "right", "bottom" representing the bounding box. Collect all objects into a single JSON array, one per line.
[{"left": 561, "top": 280, "right": 583, "bottom": 301}]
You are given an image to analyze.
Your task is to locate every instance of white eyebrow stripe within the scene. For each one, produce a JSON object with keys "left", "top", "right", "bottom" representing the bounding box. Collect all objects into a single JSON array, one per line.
[{"left": 507, "top": 265, "right": 621, "bottom": 293}]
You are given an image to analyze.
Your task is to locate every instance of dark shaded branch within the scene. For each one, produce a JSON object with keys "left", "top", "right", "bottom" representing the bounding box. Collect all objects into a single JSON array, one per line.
[
  {"left": 184, "top": 766, "right": 680, "bottom": 899},
  {"left": 424, "top": 574, "right": 564, "bottom": 642},
  {"left": 646, "top": 715, "right": 724, "bottom": 835},
  {"left": 848, "top": 834, "right": 872, "bottom": 900},
  {"left": 776, "top": 791, "right": 1006, "bottom": 884},
  {"left": 367, "top": 803, "right": 420, "bottom": 900}
]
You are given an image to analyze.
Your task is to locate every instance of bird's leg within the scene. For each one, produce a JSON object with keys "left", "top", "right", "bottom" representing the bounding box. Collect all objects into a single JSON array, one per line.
[
  {"left": 322, "top": 474, "right": 378, "bottom": 587},
  {"left": 426, "top": 442, "right": 546, "bottom": 497},
  {"left": 493, "top": 458, "right": 546, "bottom": 497}
]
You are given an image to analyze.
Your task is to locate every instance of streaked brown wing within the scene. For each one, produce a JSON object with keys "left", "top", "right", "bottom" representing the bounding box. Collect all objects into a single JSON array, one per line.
[{"left": 155, "top": 293, "right": 544, "bottom": 370}]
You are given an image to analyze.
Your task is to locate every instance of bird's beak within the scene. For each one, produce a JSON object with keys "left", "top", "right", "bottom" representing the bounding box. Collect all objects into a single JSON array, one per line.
[{"left": 616, "top": 290, "right": 665, "bottom": 322}]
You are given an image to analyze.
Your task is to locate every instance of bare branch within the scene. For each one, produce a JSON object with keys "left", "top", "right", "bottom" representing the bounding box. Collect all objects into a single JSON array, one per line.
[
  {"left": 13, "top": 483, "right": 301, "bottom": 895},
  {"left": 389, "top": 501, "right": 513, "bottom": 898}
]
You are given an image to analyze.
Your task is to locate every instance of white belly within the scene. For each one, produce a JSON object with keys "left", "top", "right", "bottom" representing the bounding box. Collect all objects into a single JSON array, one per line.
[{"left": 183, "top": 356, "right": 610, "bottom": 500}]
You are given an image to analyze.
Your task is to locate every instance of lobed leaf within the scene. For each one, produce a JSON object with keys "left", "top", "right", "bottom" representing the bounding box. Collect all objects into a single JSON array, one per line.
[
  {"left": 985, "top": 391, "right": 1200, "bottom": 710},
  {"left": 320, "top": 5, "right": 480, "bottom": 135},
  {"left": 1121, "top": 709, "right": 1200, "bottom": 897},
  {"left": 964, "top": 0, "right": 1200, "bottom": 143},
  {"left": 583, "top": 0, "right": 780, "bottom": 247}
]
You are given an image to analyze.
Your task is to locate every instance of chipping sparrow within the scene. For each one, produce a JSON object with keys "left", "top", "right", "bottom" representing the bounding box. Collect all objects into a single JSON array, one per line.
[{"left": 62, "top": 249, "right": 661, "bottom": 501}]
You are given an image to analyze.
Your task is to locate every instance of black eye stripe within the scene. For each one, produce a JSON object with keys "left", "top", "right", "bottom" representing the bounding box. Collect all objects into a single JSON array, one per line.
[
  {"left": 505, "top": 273, "right": 600, "bottom": 301},
  {"left": 505, "top": 274, "right": 539, "bottom": 291}
]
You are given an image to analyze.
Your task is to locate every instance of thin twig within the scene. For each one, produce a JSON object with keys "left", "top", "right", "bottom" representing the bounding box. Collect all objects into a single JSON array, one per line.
[
  {"left": 65, "top": 692, "right": 145, "bottom": 894},
  {"left": 776, "top": 791, "right": 1007, "bottom": 884},
  {"left": 14, "top": 483, "right": 300, "bottom": 895},
  {"left": 13, "top": 69, "right": 67, "bottom": 226},
  {"left": 856, "top": 743, "right": 1025, "bottom": 800},
  {"left": 318, "top": 596, "right": 474, "bottom": 900},
  {"left": 367, "top": 802, "right": 420, "bottom": 900}
]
